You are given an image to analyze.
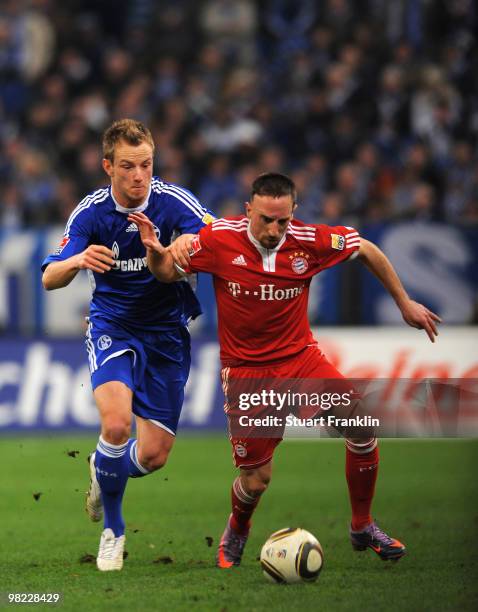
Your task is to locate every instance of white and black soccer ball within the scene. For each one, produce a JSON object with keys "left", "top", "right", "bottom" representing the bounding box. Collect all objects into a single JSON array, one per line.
[{"left": 260, "top": 527, "right": 324, "bottom": 584}]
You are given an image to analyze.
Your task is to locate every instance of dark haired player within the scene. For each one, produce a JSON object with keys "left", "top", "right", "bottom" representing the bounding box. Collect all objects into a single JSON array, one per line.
[{"left": 130, "top": 172, "right": 440, "bottom": 568}]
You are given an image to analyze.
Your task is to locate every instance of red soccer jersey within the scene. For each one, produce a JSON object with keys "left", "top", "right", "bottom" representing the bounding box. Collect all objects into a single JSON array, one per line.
[{"left": 187, "top": 216, "right": 360, "bottom": 366}]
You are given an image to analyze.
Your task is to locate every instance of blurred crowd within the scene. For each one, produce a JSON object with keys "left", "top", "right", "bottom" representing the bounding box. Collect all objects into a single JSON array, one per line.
[{"left": 0, "top": 0, "right": 477, "bottom": 229}]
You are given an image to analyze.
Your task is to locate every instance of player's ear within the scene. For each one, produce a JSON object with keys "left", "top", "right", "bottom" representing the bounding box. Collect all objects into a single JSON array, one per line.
[
  {"left": 245, "top": 201, "right": 252, "bottom": 218},
  {"left": 102, "top": 158, "right": 113, "bottom": 178}
]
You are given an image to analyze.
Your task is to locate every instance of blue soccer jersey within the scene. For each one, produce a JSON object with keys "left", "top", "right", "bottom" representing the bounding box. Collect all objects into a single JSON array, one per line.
[{"left": 42, "top": 177, "right": 214, "bottom": 330}]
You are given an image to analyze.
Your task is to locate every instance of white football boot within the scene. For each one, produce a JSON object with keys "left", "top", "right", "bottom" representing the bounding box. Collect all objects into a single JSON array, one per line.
[
  {"left": 97, "top": 528, "right": 125, "bottom": 571},
  {"left": 85, "top": 453, "right": 103, "bottom": 522}
]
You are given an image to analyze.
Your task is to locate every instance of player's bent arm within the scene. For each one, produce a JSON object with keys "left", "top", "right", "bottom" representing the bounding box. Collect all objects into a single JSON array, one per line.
[
  {"left": 357, "top": 238, "right": 442, "bottom": 342},
  {"left": 42, "top": 257, "right": 82, "bottom": 290},
  {"left": 42, "top": 245, "right": 114, "bottom": 290},
  {"left": 146, "top": 244, "right": 183, "bottom": 283},
  {"left": 127, "top": 211, "right": 185, "bottom": 283}
]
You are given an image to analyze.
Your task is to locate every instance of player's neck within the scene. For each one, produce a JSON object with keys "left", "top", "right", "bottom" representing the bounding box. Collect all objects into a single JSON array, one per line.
[{"left": 111, "top": 185, "right": 151, "bottom": 213}]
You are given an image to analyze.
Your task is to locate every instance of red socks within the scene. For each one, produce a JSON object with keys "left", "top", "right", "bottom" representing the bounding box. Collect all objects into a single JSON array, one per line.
[
  {"left": 230, "top": 477, "right": 261, "bottom": 534},
  {"left": 345, "top": 439, "right": 379, "bottom": 531}
]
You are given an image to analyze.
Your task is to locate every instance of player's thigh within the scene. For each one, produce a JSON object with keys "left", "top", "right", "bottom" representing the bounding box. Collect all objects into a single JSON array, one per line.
[
  {"left": 94, "top": 380, "right": 133, "bottom": 439},
  {"left": 88, "top": 326, "right": 145, "bottom": 442},
  {"left": 135, "top": 415, "right": 176, "bottom": 467}
]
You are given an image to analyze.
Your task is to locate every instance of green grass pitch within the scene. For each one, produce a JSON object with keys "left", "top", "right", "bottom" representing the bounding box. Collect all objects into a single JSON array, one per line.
[{"left": 0, "top": 436, "right": 477, "bottom": 611}]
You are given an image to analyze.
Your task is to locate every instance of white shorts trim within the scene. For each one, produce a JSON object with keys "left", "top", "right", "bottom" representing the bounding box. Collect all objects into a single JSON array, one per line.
[
  {"left": 148, "top": 419, "right": 176, "bottom": 436},
  {"left": 100, "top": 348, "right": 137, "bottom": 368}
]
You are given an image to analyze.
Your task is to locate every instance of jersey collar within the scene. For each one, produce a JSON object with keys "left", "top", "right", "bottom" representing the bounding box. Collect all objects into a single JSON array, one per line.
[
  {"left": 110, "top": 183, "right": 152, "bottom": 214},
  {"left": 246, "top": 221, "right": 287, "bottom": 254},
  {"left": 246, "top": 221, "right": 287, "bottom": 272}
]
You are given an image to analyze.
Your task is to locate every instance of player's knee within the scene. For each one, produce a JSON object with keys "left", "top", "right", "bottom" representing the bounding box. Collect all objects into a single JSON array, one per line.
[
  {"left": 102, "top": 420, "right": 131, "bottom": 445},
  {"left": 246, "top": 480, "right": 269, "bottom": 497},
  {"left": 244, "top": 473, "right": 270, "bottom": 497},
  {"left": 139, "top": 449, "right": 169, "bottom": 472}
]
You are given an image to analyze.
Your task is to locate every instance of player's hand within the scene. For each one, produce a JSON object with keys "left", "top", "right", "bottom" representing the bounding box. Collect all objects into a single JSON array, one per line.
[
  {"left": 128, "top": 212, "right": 165, "bottom": 254},
  {"left": 399, "top": 299, "right": 442, "bottom": 342},
  {"left": 76, "top": 245, "right": 114, "bottom": 273},
  {"left": 167, "top": 234, "right": 195, "bottom": 270}
]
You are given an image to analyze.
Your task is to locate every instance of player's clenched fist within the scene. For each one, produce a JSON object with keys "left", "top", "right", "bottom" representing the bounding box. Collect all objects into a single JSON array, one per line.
[
  {"left": 76, "top": 245, "right": 115, "bottom": 274},
  {"left": 167, "top": 233, "right": 196, "bottom": 270}
]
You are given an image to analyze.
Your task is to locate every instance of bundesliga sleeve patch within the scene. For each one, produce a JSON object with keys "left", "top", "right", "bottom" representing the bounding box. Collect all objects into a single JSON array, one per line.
[
  {"left": 202, "top": 213, "right": 215, "bottom": 225},
  {"left": 188, "top": 235, "right": 202, "bottom": 256},
  {"left": 54, "top": 236, "right": 70, "bottom": 255},
  {"left": 330, "top": 234, "right": 345, "bottom": 250}
]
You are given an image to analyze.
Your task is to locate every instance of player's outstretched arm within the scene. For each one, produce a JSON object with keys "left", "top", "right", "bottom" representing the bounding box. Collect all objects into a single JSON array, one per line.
[
  {"left": 42, "top": 245, "right": 115, "bottom": 290},
  {"left": 357, "top": 239, "right": 442, "bottom": 342},
  {"left": 128, "top": 212, "right": 182, "bottom": 283}
]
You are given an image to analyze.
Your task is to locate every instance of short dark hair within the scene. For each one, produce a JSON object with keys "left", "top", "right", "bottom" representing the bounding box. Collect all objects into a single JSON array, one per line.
[
  {"left": 251, "top": 173, "right": 297, "bottom": 202},
  {"left": 102, "top": 118, "right": 154, "bottom": 161}
]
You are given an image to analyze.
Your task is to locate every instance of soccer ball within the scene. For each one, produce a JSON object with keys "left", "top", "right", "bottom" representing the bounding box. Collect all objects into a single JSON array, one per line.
[{"left": 260, "top": 527, "right": 324, "bottom": 584}]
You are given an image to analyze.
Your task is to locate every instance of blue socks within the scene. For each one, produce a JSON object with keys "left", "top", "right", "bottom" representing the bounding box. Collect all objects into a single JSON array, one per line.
[
  {"left": 94, "top": 437, "right": 151, "bottom": 536},
  {"left": 95, "top": 437, "right": 129, "bottom": 537},
  {"left": 126, "top": 439, "right": 151, "bottom": 478}
]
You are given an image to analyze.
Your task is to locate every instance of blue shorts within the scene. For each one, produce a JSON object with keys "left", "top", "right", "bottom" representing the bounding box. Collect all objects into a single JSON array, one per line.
[{"left": 85, "top": 317, "right": 191, "bottom": 435}]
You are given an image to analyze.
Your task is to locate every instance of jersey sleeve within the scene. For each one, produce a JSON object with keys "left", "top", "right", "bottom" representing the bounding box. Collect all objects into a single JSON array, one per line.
[
  {"left": 41, "top": 204, "right": 94, "bottom": 271},
  {"left": 183, "top": 224, "right": 216, "bottom": 274},
  {"left": 167, "top": 184, "right": 215, "bottom": 234},
  {"left": 314, "top": 225, "right": 361, "bottom": 270}
]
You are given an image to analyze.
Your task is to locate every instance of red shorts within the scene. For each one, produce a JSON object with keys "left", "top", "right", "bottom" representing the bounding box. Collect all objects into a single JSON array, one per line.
[{"left": 221, "top": 345, "right": 347, "bottom": 469}]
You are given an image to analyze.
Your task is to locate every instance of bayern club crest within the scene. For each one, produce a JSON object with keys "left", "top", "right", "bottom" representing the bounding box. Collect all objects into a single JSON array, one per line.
[
  {"left": 234, "top": 443, "right": 247, "bottom": 458},
  {"left": 291, "top": 255, "right": 309, "bottom": 274}
]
